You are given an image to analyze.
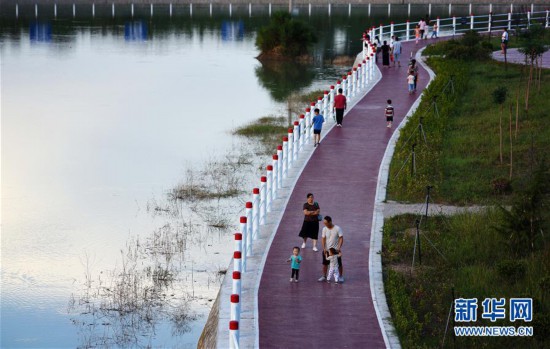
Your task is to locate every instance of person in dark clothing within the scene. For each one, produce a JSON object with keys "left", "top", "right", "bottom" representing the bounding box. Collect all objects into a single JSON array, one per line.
[{"left": 381, "top": 40, "right": 391, "bottom": 67}]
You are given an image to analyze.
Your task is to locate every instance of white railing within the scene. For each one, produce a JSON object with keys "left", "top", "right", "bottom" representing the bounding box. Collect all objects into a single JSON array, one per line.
[
  {"left": 226, "top": 40, "right": 376, "bottom": 349},
  {"left": 366, "top": 10, "right": 549, "bottom": 46}
]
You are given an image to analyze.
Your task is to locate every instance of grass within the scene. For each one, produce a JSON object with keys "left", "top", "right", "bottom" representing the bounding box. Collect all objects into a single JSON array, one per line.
[
  {"left": 388, "top": 49, "right": 550, "bottom": 205},
  {"left": 383, "top": 212, "right": 550, "bottom": 348},
  {"left": 384, "top": 34, "right": 550, "bottom": 349}
]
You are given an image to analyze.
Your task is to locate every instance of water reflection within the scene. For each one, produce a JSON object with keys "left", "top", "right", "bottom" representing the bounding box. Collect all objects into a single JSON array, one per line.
[
  {"left": 29, "top": 21, "right": 51, "bottom": 42},
  {"left": 124, "top": 21, "right": 148, "bottom": 41},
  {"left": 255, "top": 60, "right": 316, "bottom": 102},
  {"left": 221, "top": 21, "right": 244, "bottom": 41}
]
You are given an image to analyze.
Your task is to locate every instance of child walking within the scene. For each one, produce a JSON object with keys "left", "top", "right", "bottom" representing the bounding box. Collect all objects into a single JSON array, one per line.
[
  {"left": 385, "top": 99, "right": 394, "bottom": 128},
  {"left": 312, "top": 108, "right": 325, "bottom": 147},
  {"left": 287, "top": 246, "right": 302, "bottom": 282},
  {"left": 414, "top": 25, "right": 421, "bottom": 44},
  {"left": 407, "top": 72, "right": 415, "bottom": 94},
  {"left": 325, "top": 248, "right": 342, "bottom": 284}
]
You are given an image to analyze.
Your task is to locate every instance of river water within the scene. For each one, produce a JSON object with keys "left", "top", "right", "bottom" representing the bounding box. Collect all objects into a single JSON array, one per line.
[{"left": 0, "top": 3, "right": 532, "bottom": 348}]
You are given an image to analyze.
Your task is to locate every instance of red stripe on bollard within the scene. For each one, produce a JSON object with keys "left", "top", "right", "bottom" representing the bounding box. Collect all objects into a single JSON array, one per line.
[
  {"left": 293, "top": 121, "right": 299, "bottom": 126},
  {"left": 324, "top": 91, "right": 329, "bottom": 94},
  {"left": 273, "top": 154, "right": 278, "bottom": 160},
  {"left": 299, "top": 114, "right": 305, "bottom": 119},
  {"left": 330, "top": 85, "right": 334, "bottom": 89},
  {"left": 234, "top": 251, "right": 242, "bottom": 258},
  {"left": 277, "top": 145, "right": 283, "bottom": 151},
  {"left": 246, "top": 201, "right": 253, "bottom": 208},
  {"left": 288, "top": 128, "right": 294, "bottom": 133},
  {"left": 310, "top": 102, "right": 316, "bottom": 106},
  {"left": 234, "top": 233, "right": 242, "bottom": 240},
  {"left": 253, "top": 187, "right": 260, "bottom": 194},
  {"left": 229, "top": 320, "right": 239, "bottom": 330},
  {"left": 240, "top": 216, "right": 247, "bottom": 223},
  {"left": 261, "top": 176, "right": 267, "bottom": 182},
  {"left": 305, "top": 107, "right": 311, "bottom": 112},
  {"left": 283, "top": 136, "right": 288, "bottom": 142},
  {"left": 233, "top": 271, "right": 241, "bottom": 279},
  {"left": 336, "top": 80, "right": 341, "bottom": 84},
  {"left": 231, "top": 294, "right": 240, "bottom": 303},
  {"left": 266, "top": 165, "right": 273, "bottom": 171}
]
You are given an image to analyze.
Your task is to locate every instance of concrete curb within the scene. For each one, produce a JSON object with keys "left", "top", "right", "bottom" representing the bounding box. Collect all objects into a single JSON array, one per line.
[{"left": 368, "top": 46, "right": 436, "bottom": 349}]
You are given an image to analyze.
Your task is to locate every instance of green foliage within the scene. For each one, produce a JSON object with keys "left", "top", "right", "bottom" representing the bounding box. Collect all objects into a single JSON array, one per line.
[
  {"left": 492, "top": 86, "right": 507, "bottom": 105},
  {"left": 518, "top": 24, "right": 549, "bottom": 64},
  {"left": 383, "top": 212, "right": 550, "bottom": 348},
  {"left": 424, "top": 31, "right": 492, "bottom": 61},
  {"left": 255, "top": 12, "right": 317, "bottom": 57},
  {"left": 494, "top": 161, "right": 550, "bottom": 256},
  {"left": 389, "top": 44, "right": 550, "bottom": 204}
]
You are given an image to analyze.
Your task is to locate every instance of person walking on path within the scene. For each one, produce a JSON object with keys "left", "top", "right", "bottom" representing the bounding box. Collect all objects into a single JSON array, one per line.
[
  {"left": 418, "top": 18, "right": 426, "bottom": 40},
  {"left": 381, "top": 40, "right": 391, "bottom": 68},
  {"left": 392, "top": 36, "right": 402, "bottom": 67},
  {"left": 318, "top": 216, "right": 344, "bottom": 282},
  {"left": 431, "top": 22, "right": 438, "bottom": 39},
  {"left": 414, "top": 25, "right": 421, "bottom": 44},
  {"left": 333, "top": 88, "right": 347, "bottom": 128},
  {"left": 312, "top": 108, "right": 324, "bottom": 147},
  {"left": 287, "top": 246, "right": 302, "bottom": 282},
  {"left": 501, "top": 28, "right": 509, "bottom": 55},
  {"left": 407, "top": 72, "right": 415, "bottom": 95},
  {"left": 325, "top": 248, "right": 342, "bottom": 284},
  {"left": 409, "top": 59, "right": 419, "bottom": 91},
  {"left": 385, "top": 99, "right": 394, "bottom": 128},
  {"left": 299, "top": 193, "right": 320, "bottom": 251}
]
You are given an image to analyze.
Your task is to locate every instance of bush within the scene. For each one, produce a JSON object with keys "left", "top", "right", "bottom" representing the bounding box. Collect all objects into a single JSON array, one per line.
[
  {"left": 256, "top": 12, "right": 317, "bottom": 58},
  {"left": 496, "top": 260, "right": 525, "bottom": 283}
]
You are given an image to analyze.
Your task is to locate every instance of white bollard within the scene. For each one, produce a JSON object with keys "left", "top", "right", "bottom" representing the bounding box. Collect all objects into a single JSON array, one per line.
[
  {"left": 292, "top": 121, "right": 299, "bottom": 161},
  {"left": 546, "top": 10, "right": 549, "bottom": 28},
  {"left": 390, "top": 21, "right": 394, "bottom": 39},
  {"left": 323, "top": 91, "right": 329, "bottom": 120},
  {"left": 305, "top": 108, "right": 312, "bottom": 142},
  {"left": 470, "top": 13, "right": 474, "bottom": 30},
  {"left": 437, "top": 17, "right": 440, "bottom": 36},
  {"left": 357, "top": 64, "right": 363, "bottom": 90},
  {"left": 229, "top": 320, "right": 239, "bottom": 349},
  {"left": 309, "top": 103, "right": 316, "bottom": 130},
  {"left": 282, "top": 136, "right": 288, "bottom": 178},
  {"left": 527, "top": 11, "right": 531, "bottom": 27},
  {"left": 299, "top": 115, "right": 306, "bottom": 150},
  {"left": 406, "top": 20, "right": 410, "bottom": 41},
  {"left": 233, "top": 233, "right": 242, "bottom": 273},
  {"left": 252, "top": 188, "right": 260, "bottom": 239},
  {"left": 266, "top": 166, "right": 273, "bottom": 212},
  {"left": 232, "top": 270, "right": 241, "bottom": 296},
  {"left": 329, "top": 86, "right": 335, "bottom": 121},
  {"left": 260, "top": 176, "right": 267, "bottom": 224},
  {"left": 287, "top": 128, "right": 294, "bottom": 168},
  {"left": 379, "top": 23, "right": 383, "bottom": 42},
  {"left": 246, "top": 202, "right": 253, "bottom": 250},
  {"left": 272, "top": 155, "right": 279, "bottom": 196},
  {"left": 342, "top": 75, "right": 348, "bottom": 98},
  {"left": 351, "top": 69, "right": 357, "bottom": 98},
  {"left": 510, "top": 4, "right": 513, "bottom": 14},
  {"left": 276, "top": 146, "right": 283, "bottom": 188},
  {"left": 240, "top": 216, "right": 249, "bottom": 262},
  {"left": 508, "top": 12, "right": 512, "bottom": 30},
  {"left": 230, "top": 294, "right": 240, "bottom": 324}
]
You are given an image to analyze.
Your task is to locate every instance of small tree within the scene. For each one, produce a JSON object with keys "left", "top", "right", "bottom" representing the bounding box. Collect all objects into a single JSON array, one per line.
[
  {"left": 492, "top": 86, "right": 507, "bottom": 165},
  {"left": 256, "top": 12, "right": 317, "bottom": 58},
  {"left": 518, "top": 25, "right": 548, "bottom": 110}
]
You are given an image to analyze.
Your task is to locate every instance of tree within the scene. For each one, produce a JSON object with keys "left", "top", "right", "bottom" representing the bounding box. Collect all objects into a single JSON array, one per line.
[
  {"left": 518, "top": 24, "right": 549, "bottom": 111},
  {"left": 256, "top": 12, "right": 317, "bottom": 59},
  {"left": 492, "top": 87, "right": 507, "bottom": 165}
]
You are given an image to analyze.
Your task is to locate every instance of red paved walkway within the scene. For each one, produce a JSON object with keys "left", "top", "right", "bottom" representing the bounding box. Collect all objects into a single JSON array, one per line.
[{"left": 258, "top": 41, "right": 430, "bottom": 348}]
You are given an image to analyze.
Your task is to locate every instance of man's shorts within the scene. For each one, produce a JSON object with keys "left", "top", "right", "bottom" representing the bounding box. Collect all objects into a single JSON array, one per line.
[
  {"left": 322, "top": 250, "right": 343, "bottom": 267},
  {"left": 313, "top": 129, "right": 321, "bottom": 135}
]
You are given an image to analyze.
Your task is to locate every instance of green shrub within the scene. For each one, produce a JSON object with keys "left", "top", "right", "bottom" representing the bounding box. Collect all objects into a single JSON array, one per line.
[
  {"left": 256, "top": 12, "right": 317, "bottom": 57},
  {"left": 496, "top": 260, "right": 526, "bottom": 283}
]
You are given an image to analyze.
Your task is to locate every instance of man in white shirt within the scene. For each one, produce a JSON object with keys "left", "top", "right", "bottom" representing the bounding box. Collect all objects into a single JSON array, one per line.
[
  {"left": 318, "top": 216, "right": 344, "bottom": 282},
  {"left": 501, "top": 29, "right": 509, "bottom": 54}
]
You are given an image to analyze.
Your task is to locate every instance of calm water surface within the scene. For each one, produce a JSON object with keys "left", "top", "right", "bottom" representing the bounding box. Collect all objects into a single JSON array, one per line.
[{"left": 0, "top": 3, "right": 526, "bottom": 348}]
